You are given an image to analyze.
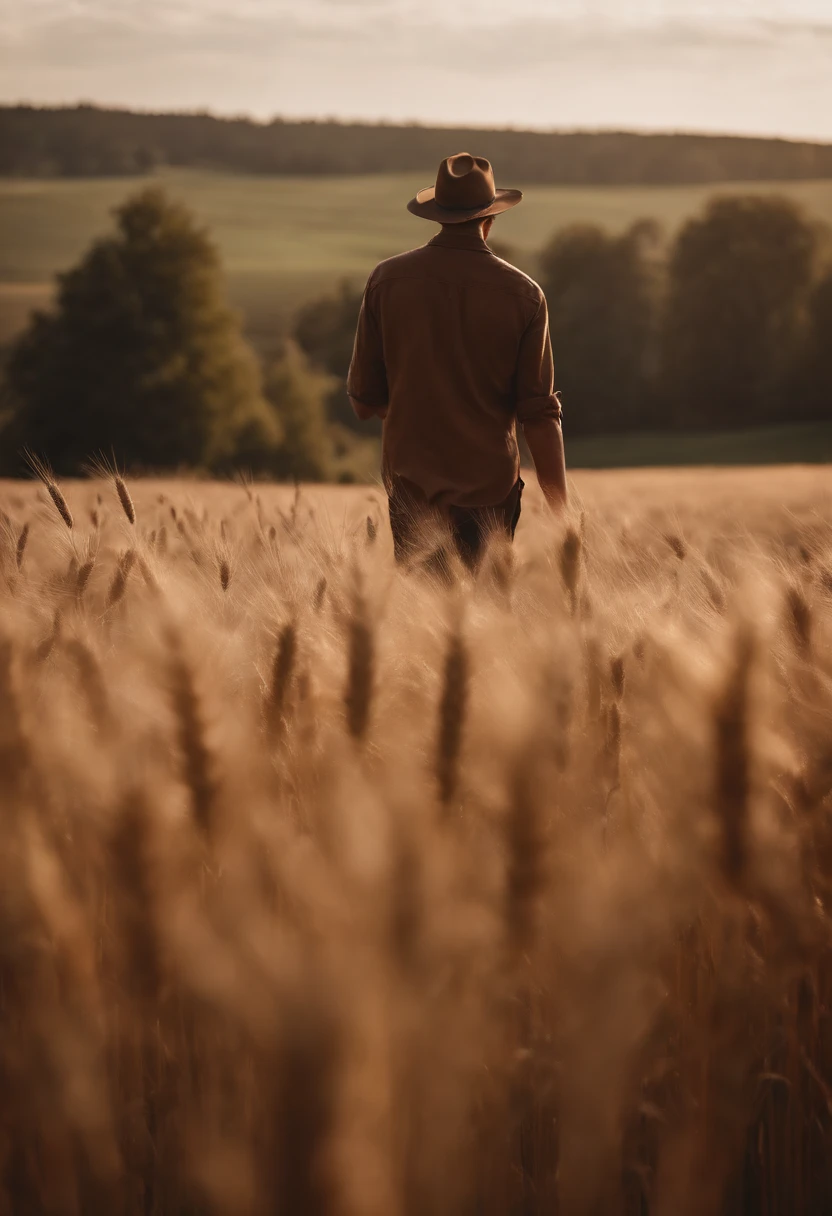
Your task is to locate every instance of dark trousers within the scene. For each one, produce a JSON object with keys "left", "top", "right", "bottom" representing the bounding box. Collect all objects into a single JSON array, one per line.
[{"left": 388, "top": 477, "right": 524, "bottom": 570}]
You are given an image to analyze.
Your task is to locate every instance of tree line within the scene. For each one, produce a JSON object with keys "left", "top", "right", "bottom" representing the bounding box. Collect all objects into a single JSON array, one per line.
[
  {"left": 1, "top": 189, "right": 830, "bottom": 481},
  {"left": 297, "top": 195, "right": 832, "bottom": 439},
  {"left": 4, "top": 105, "right": 832, "bottom": 186}
]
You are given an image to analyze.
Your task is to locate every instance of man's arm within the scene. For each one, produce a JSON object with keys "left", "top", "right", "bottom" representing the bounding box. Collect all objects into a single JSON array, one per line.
[
  {"left": 523, "top": 416, "right": 568, "bottom": 510},
  {"left": 347, "top": 280, "right": 389, "bottom": 423},
  {"left": 515, "top": 295, "right": 568, "bottom": 512}
]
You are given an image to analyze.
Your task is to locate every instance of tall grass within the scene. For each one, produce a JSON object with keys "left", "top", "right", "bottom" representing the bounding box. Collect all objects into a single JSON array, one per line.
[{"left": 0, "top": 469, "right": 831, "bottom": 1215}]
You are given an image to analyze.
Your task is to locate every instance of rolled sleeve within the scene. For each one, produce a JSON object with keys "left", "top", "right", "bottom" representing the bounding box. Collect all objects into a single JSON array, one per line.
[
  {"left": 347, "top": 282, "right": 388, "bottom": 409},
  {"left": 515, "top": 295, "right": 562, "bottom": 426}
]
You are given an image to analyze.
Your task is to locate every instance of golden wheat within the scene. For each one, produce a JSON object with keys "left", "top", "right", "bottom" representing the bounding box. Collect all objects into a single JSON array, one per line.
[{"left": 0, "top": 466, "right": 830, "bottom": 1216}]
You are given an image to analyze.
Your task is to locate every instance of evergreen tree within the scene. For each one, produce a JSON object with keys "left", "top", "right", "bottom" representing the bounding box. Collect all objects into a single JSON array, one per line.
[{"left": 2, "top": 187, "right": 278, "bottom": 474}]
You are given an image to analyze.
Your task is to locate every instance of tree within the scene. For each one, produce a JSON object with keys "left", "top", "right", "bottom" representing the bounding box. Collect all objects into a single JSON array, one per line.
[
  {"left": 1, "top": 187, "right": 279, "bottom": 474},
  {"left": 293, "top": 281, "right": 373, "bottom": 433},
  {"left": 262, "top": 342, "right": 333, "bottom": 481},
  {"left": 539, "top": 220, "right": 664, "bottom": 435},
  {"left": 797, "top": 268, "right": 832, "bottom": 420},
  {"left": 661, "top": 195, "right": 818, "bottom": 430}
]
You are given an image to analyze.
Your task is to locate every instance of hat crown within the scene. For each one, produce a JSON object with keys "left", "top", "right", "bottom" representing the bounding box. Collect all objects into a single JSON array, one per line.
[{"left": 434, "top": 153, "right": 496, "bottom": 211}]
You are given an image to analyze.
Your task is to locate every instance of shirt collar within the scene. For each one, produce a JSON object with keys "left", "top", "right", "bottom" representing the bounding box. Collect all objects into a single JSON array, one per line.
[{"left": 427, "top": 228, "right": 493, "bottom": 254}]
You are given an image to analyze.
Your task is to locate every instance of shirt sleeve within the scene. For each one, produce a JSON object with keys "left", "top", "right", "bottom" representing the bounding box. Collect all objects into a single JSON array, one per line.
[
  {"left": 347, "top": 280, "right": 389, "bottom": 409},
  {"left": 515, "top": 294, "right": 562, "bottom": 426}
]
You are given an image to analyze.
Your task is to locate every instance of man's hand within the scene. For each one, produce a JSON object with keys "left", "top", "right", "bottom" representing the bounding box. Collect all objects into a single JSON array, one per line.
[
  {"left": 349, "top": 396, "right": 387, "bottom": 423},
  {"left": 523, "top": 416, "right": 568, "bottom": 512}
]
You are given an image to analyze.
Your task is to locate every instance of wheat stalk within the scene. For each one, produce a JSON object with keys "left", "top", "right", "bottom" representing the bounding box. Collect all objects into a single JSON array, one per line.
[
  {"left": 505, "top": 741, "right": 547, "bottom": 957},
  {"left": 166, "top": 627, "right": 219, "bottom": 838},
  {"left": 0, "top": 633, "right": 32, "bottom": 802},
  {"left": 344, "top": 581, "right": 374, "bottom": 743},
  {"left": 436, "top": 622, "right": 469, "bottom": 808},
  {"left": 266, "top": 620, "right": 297, "bottom": 732},
  {"left": 785, "top": 583, "right": 812, "bottom": 656},
  {"left": 34, "top": 608, "right": 62, "bottom": 664},
  {"left": 64, "top": 634, "right": 112, "bottom": 733},
  {"left": 15, "top": 522, "right": 30, "bottom": 571},
  {"left": 713, "top": 627, "right": 754, "bottom": 888},
  {"left": 610, "top": 654, "right": 625, "bottom": 700},
  {"left": 560, "top": 526, "right": 581, "bottom": 614},
  {"left": 107, "top": 549, "right": 136, "bottom": 608},
  {"left": 110, "top": 787, "right": 161, "bottom": 1005}
]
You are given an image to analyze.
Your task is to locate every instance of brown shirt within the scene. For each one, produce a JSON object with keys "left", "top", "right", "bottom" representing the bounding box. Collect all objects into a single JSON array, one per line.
[{"left": 347, "top": 227, "right": 561, "bottom": 509}]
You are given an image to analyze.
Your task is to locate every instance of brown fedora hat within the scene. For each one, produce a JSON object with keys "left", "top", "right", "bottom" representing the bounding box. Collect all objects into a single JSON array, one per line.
[{"left": 407, "top": 152, "right": 523, "bottom": 223}]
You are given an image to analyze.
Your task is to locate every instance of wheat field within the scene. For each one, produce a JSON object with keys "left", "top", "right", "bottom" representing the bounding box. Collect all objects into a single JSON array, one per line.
[{"left": 1, "top": 466, "right": 832, "bottom": 1216}]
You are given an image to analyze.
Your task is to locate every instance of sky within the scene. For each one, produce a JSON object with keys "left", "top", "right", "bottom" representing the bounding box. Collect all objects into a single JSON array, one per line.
[{"left": 2, "top": 0, "right": 832, "bottom": 140}]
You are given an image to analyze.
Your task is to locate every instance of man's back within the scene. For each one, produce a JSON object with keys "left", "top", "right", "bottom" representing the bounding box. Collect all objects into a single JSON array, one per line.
[{"left": 348, "top": 226, "right": 560, "bottom": 508}]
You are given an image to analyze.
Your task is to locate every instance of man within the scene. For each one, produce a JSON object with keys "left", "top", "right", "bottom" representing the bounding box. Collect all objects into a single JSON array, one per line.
[{"left": 348, "top": 152, "right": 567, "bottom": 568}]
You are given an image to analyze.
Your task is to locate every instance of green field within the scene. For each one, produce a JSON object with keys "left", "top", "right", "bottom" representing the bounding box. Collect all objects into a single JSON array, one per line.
[
  {"left": 567, "top": 421, "right": 832, "bottom": 468},
  {"left": 4, "top": 169, "right": 832, "bottom": 347},
  {"left": 333, "top": 421, "right": 832, "bottom": 479}
]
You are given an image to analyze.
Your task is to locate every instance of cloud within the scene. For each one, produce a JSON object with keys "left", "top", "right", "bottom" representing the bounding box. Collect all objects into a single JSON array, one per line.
[
  {"left": 0, "top": 0, "right": 397, "bottom": 67},
  {"left": 2, "top": 0, "right": 832, "bottom": 139},
  {"left": 413, "top": 13, "right": 832, "bottom": 71},
  {"left": 4, "top": 0, "right": 832, "bottom": 65}
]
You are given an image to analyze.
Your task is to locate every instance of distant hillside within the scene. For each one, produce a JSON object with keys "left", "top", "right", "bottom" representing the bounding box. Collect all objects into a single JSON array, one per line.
[{"left": 4, "top": 105, "right": 832, "bottom": 185}]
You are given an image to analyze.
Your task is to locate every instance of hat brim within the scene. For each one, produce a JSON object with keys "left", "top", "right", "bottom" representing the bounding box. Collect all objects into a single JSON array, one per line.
[{"left": 407, "top": 187, "right": 523, "bottom": 223}]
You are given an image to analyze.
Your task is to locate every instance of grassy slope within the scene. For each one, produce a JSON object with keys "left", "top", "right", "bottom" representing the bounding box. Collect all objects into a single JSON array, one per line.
[
  {"left": 341, "top": 422, "right": 832, "bottom": 483},
  {"left": 4, "top": 169, "right": 832, "bottom": 345}
]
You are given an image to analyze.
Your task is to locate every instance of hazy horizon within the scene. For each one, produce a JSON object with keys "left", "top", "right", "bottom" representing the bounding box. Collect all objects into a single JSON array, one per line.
[
  {"left": 2, "top": 0, "right": 832, "bottom": 143},
  {"left": 6, "top": 98, "right": 832, "bottom": 147}
]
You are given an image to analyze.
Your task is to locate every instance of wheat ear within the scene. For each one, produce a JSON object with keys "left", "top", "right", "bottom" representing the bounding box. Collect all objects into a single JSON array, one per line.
[
  {"left": 166, "top": 628, "right": 218, "bottom": 838},
  {"left": 29, "top": 455, "right": 73, "bottom": 530},
  {"left": 115, "top": 475, "right": 136, "bottom": 526},
  {"left": 15, "top": 523, "right": 29, "bottom": 571},
  {"left": 76, "top": 556, "right": 95, "bottom": 599}
]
